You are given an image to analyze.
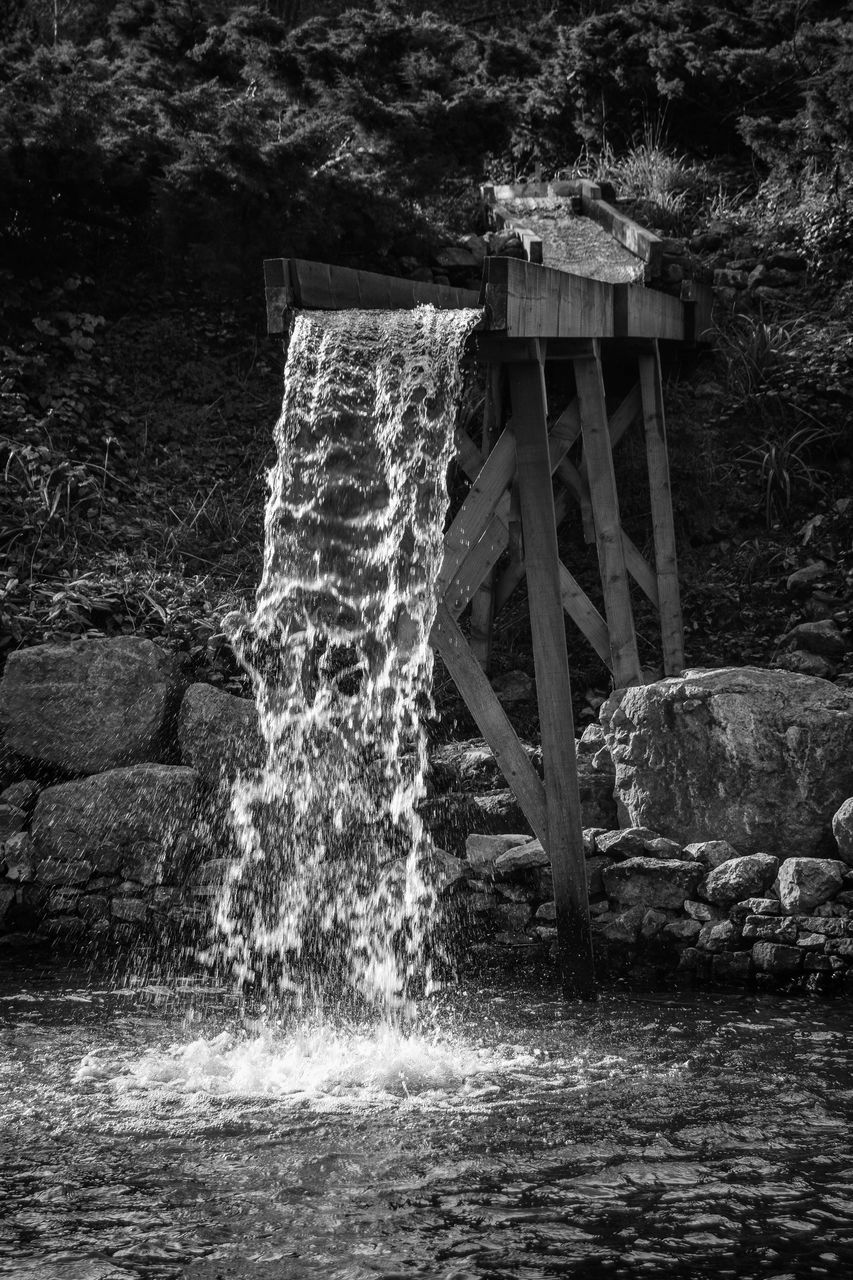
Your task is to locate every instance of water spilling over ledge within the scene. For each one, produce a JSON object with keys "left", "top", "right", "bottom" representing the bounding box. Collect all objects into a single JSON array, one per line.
[{"left": 212, "top": 305, "right": 482, "bottom": 1014}]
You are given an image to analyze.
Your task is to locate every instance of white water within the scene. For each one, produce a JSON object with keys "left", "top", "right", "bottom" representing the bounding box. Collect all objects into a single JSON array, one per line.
[{"left": 211, "top": 304, "right": 481, "bottom": 1015}]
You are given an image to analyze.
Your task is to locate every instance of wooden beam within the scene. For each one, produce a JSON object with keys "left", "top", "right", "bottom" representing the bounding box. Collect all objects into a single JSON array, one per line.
[
  {"left": 469, "top": 367, "right": 502, "bottom": 670},
  {"left": 573, "top": 345, "right": 643, "bottom": 688},
  {"left": 282, "top": 258, "right": 482, "bottom": 314},
  {"left": 639, "top": 342, "right": 685, "bottom": 675},
  {"left": 580, "top": 195, "right": 663, "bottom": 275},
  {"left": 437, "top": 428, "right": 516, "bottom": 592},
  {"left": 430, "top": 603, "right": 548, "bottom": 846},
  {"left": 614, "top": 285, "right": 685, "bottom": 341},
  {"left": 481, "top": 258, "right": 613, "bottom": 340},
  {"left": 263, "top": 258, "right": 295, "bottom": 334},
  {"left": 508, "top": 354, "right": 594, "bottom": 998}
]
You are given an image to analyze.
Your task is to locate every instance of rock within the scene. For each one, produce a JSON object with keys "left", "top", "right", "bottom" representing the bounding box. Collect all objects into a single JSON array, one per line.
[
  {"left": 752, "top": 941, "right": 803, "bottom": 974},
  {"left": 600, "top": 667, "right": 853, "bottom": 856},
  {"left": 785, "top": 620, "right": 846, "bottom": 658},
  {"left": 712, "top": 952, "right": 752, "bottom": 981},
  {"left": 684, "top": 899, "right": 724, "bottom": 922},
  {"left": 469, "top": 790, "right": 528, "bottom": 831},
  {"left": 0, "top": 780, "right": 39, "bottom": 814},
  {"left": 576, "top": 756, "right": 617, "bottom": 829},
  {"left": 787, "top": 562, "right": 829, "bottom": 593},
  {"left": 178, "top": 683, "right": 263, "bottom": 789},
  {"left": 663, "top": 918, "right": 702, "bottom": 943},
  {"left": 494, "top": 840, "right": 550, "bottom": 875},
  {"left": 32, "top": 765, "right": 201, "bottom": 885},
  {"left": 774, "top": 857, "right": 845, "bottom": 913},
  {"left": 793, "top": 915, "right": 847, "bottom": 936},
  {"left": 602, "top": 857, "right": 702, "bottom": 909},
  {"left": 465, "top": 833, "right": 532, "bottom": 871},
  {"left": 586, "top": 855, "right": 613, "bottom": 896},
  {"left": 535, "top": 900, "right": 556, "bottom": 922},
  {"left": 697, "top": 920, "right": 738, "bottom": 951},
  {"left": 684, "top": 839, "right": 740, "bottom": 868},
  {"left": 37, "top": 858, "right": 93, "bottom": 886},
  {"left": 583, "top": 828, "right": 604, "bottom": 855},
  {"left": 742, "top": 916, "right": 797, "bottom": 943},
  {"left": 700, "top": 854, "right": 779, "bottom": 906},
  {"left": 597, "top": 827, "right": 660, "bottom": 858},
  {"left": 111, "top": 898, "right": 148, "bottom": 924},
  {"left": 643, "top": 836, "right": 684, "bottom": 859},
  {"left": 713, "top": 269, "right": 748, "bottom": 288},
  {"left": 775, "top": 651, "right": 835, "bottom": 680},
  {"left": 432, "top": 246, "right": 478, "bottom": 270},
  {"left": 0, "top": 884, "right": 16, "bottom": 924},
  {"left": 459, "top": 234, "right": 488, "bottom": 264},
  {"left": 0, "top": 804, "right": 26, "bottom": 841},
  {"left": 577, "top": 724, "right": 607, "bottom": 755},
  {"left": 594, "top": 905, "right": 646, "bottom": 944},
  {"left": 0, "top": 637, "right": 177, "bottom": 773},
  {"left": 797, "top": 931, "right": 827, "bottom": 950},
  {"left": 2, "top": 832, "right": 34, "bottom": 882},
  {"left": 832, "top": 798, "right": 853, "bottom": 865},
  {"left": 640, "top": 908, "right": 670, "bottom": 938},
  {"left": 730, "top": 897, "right": 781, "bottom": 921},
  {"left": 431, "top": 847, "right": 466, "bottom": 890}
]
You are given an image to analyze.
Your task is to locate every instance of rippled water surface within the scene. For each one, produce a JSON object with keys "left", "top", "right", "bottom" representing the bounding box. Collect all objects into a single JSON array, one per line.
[{"left": 1, "top": 963, "right": 852, "bottom": 1279}]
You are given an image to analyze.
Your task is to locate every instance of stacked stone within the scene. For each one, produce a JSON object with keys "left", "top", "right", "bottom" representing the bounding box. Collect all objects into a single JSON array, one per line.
[
  {"left": 0, "top": 639, "right": 254, "bottom": 947},
  {"left": 452, "top": 825, "right": 853, "bottom": 993}
]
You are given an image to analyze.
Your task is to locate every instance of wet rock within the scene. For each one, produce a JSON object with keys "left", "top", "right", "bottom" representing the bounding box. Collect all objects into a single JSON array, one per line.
[
  {"left": 594, "top": 905, "right": 646, "bottom": 944},
  {"left": 465, "top": 833, "right": 532, "bottom": 872},
  {"left": 494, "top": 840, "right": 550, "bottom": 875},
  {"left": 640, "top": 908, "right": 670, "bottom": 938},
  {"left": 597, "top": 827, "right": 660, "bottom": 859},
  {"left": 602, "top": 857, "right": 702, "bottom": 909},
  {"left": 697, "top": 920, "right": 738, "bottom": 952},
  {"left": 178, "top": 683, "right": 263, "bottom": 789},
  {"left": 0, "top": 804, "right": 26, "bottom": 841},
  {"left": 36, "top": 858, "right": 92, "bottom": 886},
  {"left": 493, "top": 901, "right": 531, "bottom": 932},
  {"left": 600, "top": 667, "right": 853, "bottom": 856},
  {"left": 832, "top": 797, "right": 853, "bottom": 864},
  {"left": 712, "top": 952, "right": 752, "bottom": 981},
  {"left": 741, "top": 915, "right": 797, "bottom": 944},
  {"left": 469, "top": 790, "right": 528, "bottom": 831},
  {"left": 79, "top": 894, "right": 110, "bottom": 921},
  {"left": 111, "top": 897, "right": 148, "bottom": 924},
  {"left": 0, "top": 780, "right": 39, "bottom": 814},
  {"left": 2, "top": 832, "right": 34, "bottom": 882},
  {"left": 0, "top": 637, "right": 177, "bottom": 773},
  {"left": 535, "top": 900, "right": 556, "bottom": 922},
  {"left": 32, "top": 764, "right": 202, "bottom": 885},
  {"left": 431, "top": 847, "right": 466, "bottom": 891},
  {"left": 752, "top": 941, "right": 803, "bottom": 974},
  {"left": 774, "top": 857, "right": 845, "bottom": 914},
  {"left": 684, "top": 839, "right": 740, "bottom": 868},
  {"left": 700, "top": 854, "right": 779, "bottom": 906}
]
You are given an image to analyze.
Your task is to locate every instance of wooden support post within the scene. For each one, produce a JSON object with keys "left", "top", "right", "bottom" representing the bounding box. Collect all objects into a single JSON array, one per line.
[
  {"left": 573, "top": 344, "right": 643, "bottom": 688},
  {"left": 638, "top": 341, "right": 685, "bottom": 675},
  {"left": 469, "top": 366, "right": 501, "bottom": 671},
  {"left": 507, "top": 353, "right": 595, "bottom": 1000}
]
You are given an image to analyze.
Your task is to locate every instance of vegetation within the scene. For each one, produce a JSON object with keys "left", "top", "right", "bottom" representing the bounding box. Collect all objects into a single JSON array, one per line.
[{"left": 1, "top": 0, "right": 852, "bottom": 695}]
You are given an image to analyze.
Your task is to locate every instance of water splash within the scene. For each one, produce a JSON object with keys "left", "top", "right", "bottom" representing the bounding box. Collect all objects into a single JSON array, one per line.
[{"left": 211, "top": 305, "right": 481, "bottom": 1016}]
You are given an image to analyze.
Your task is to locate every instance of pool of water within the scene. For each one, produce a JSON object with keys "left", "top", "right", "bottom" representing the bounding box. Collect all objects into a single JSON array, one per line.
[{"left": 1, "top": 960, "right": 851, "bottom": 1279}]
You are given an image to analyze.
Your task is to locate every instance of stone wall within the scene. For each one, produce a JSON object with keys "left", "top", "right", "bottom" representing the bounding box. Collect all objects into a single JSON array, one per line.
[{"left": 2, "top": 640, "right": 853, "bottom": 995}]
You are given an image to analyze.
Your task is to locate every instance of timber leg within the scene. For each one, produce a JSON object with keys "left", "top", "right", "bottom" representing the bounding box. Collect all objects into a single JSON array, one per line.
[
  {"left": 469, "top": 365, "right": 501, "bottom": 671},
  {"left": 573, "top": 343, "right": 643, "bottom": 688},
  {"left": 638, "top": 341, "right": 685, "bottom": 675},
  {"left": 508, "top": 352, "right": 595, "bottom": 1000}
]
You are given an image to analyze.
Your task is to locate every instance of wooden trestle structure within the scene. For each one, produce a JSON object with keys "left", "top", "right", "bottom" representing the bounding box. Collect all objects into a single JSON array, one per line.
[{"left": 264, "top": 252, "right": 712, "bottom": 999}]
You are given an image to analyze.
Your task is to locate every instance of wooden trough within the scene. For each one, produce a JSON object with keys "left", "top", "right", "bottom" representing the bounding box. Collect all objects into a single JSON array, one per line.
[{"left": 263, "top": 252, "right": 712, "bottom": 999}]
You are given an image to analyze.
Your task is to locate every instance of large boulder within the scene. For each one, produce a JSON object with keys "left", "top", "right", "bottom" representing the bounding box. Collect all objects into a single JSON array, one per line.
[
  {"left": 832, "top": 798, "right": 853, "bottom": 865},
  {"left": 600, "top": 667, "right": 853, "bottom": 857},
  {"left": 699, "top": 853, "right": 779, "bottom": 905},
  {"left": 774, "top": 857, "right": 846, "bottom": 914},
  {"left": 0, "top": 638, "right": 176, "bottom": 773},
  {"left": 31, "top": 764, "right": 202, "bottom": 886},
  {"left": 178, "top": 683, "right": 263, "bottom": 789}
]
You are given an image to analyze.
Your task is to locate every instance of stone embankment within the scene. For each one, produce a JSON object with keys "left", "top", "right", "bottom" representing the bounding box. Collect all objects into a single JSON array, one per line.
[{"left": 2, "top": 638, "right": 853, "bottom": 993}]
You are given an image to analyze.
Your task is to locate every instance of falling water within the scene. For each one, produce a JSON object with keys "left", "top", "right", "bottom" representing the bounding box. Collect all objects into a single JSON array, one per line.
[{"left": 213, "top": 304, "right": 481, "bottom": 1016}]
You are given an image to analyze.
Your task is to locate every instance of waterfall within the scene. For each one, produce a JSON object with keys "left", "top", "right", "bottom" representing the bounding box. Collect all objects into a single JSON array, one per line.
[{"left": 213, "top": 304, "right": 482, "bottom": 1016}]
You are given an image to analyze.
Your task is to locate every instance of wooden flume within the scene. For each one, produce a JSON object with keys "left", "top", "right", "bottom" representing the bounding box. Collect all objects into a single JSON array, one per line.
[{"left": 263, "top": 249, "right": 712, "bottom": 999}]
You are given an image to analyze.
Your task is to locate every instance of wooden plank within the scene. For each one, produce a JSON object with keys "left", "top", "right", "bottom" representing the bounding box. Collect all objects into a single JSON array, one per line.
[
  {"left": 490, "top": 205, "right": 544, "bottom": 265},
  {"left": 445, "top": 503, "right": 509, "bottom": 619},
  {"left": 580, "top": 195, "right": 663, "bottom": 274},
  {"left": 614, "top": 285, "right": 685, "bottom": 341},
  {"left": 573, "top": 345, "right": 643, "bottom": 687},
  {"left": 263, "top": 258, "right": 294, "bottom": 334},
  {"left": 285, "top": 258, "right": 482, "bottom": 313},
  {"left": 430, "top": 603, "right": 549, "bottom": 846},
  {"left": 469, "top": 367, "right": 502, "bottom": 669},
  {"left": 558, "top": 564, "right": 612, "bottom": 666},
  {"left": 437, "top": 428, "right": 516, "bottom": 592},
  {"left": 481, "top": 258, "right": 613, "bottom": 340},
  {"left": 508, "top": 355, "right": 594, "bottom": 998},
  {"left": 639, "top": 342, "right": 685, "bottom": 675}
]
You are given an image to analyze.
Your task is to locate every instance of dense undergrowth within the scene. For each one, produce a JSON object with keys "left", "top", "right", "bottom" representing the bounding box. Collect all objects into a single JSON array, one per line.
[{"left": 2, "top": 0, "right": 852, "bottom": 712}]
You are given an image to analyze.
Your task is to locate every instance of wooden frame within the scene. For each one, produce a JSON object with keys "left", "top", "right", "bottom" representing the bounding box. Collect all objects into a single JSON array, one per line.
[{"left": 263, "top": 252, "right": 708, "bottom": 999}]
